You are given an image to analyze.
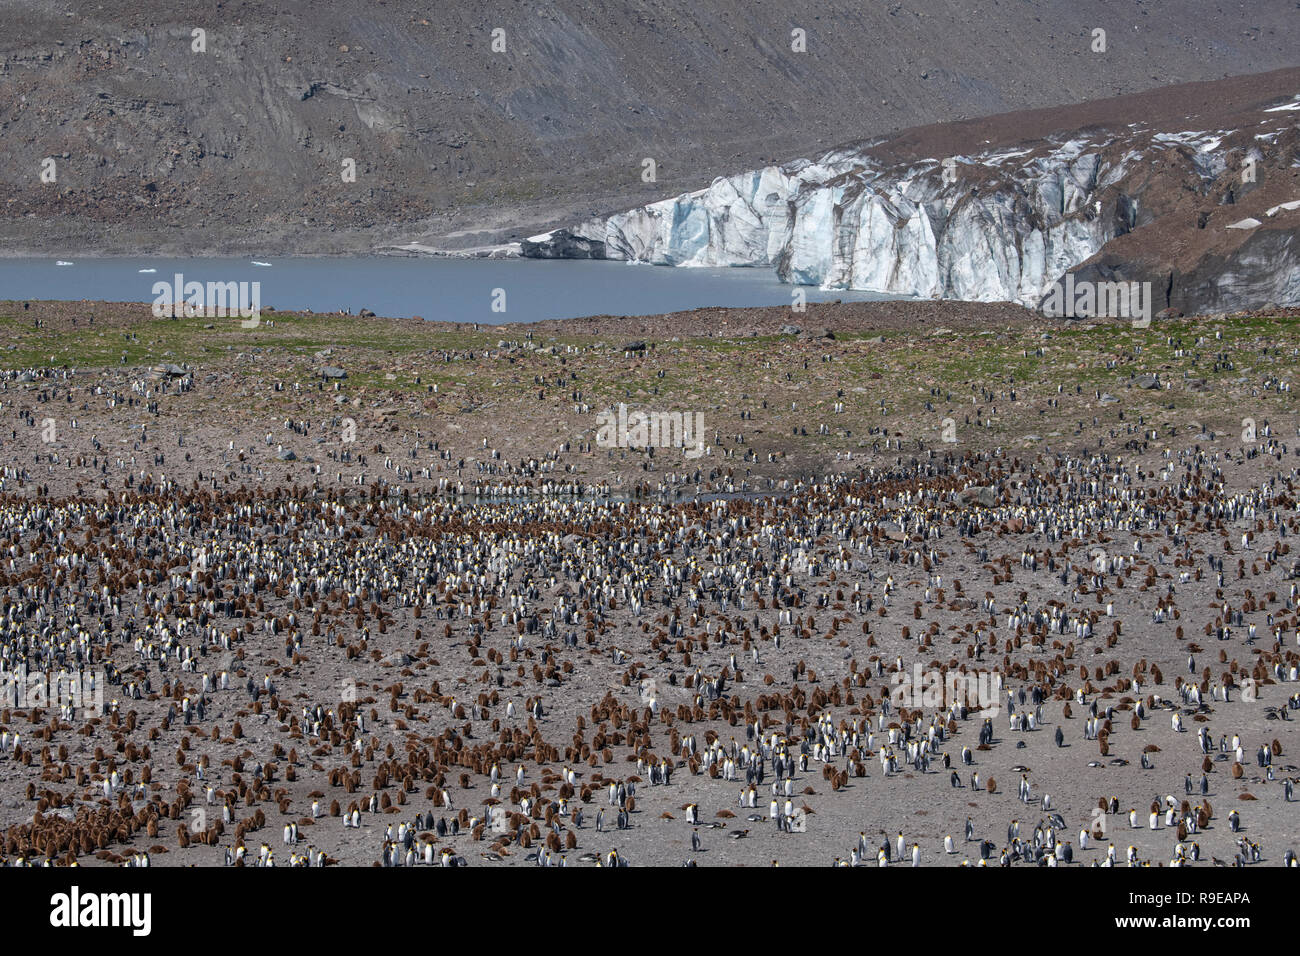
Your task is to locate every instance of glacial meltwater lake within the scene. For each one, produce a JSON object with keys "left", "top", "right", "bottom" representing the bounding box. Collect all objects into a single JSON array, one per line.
[{"left": 0, "top": 257, "right": 898, "bottom": 324}]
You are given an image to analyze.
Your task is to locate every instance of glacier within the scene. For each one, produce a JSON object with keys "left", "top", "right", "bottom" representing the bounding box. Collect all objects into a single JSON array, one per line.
[{"left": 522, "top": 130, "right": 1236, "bottom": 308}]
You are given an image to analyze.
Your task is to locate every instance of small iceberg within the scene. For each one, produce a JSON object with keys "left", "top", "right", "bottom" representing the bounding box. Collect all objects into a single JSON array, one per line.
[
  {"left": 55, "top": 260, "right": 73, "bottom": 266},
  {"left": 138, "top": 268, "right": 157, "bottom": 273},
  {"left": 251, "top": 261, "right": 272, "bottom": 267}
]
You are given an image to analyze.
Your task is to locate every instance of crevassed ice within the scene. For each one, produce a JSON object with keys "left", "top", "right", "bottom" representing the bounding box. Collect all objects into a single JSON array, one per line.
[{"left": 560, "top": 130, "right": 1229, "bottom": 306}]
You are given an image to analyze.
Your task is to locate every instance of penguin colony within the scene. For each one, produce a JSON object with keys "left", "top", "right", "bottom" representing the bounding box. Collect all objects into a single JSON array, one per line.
[
  {"left": 0, "top": 437, "right": 1297, "bottom": 867},
  {"left": 0, "top": 311, "right": 1298, "bottom": 866}
]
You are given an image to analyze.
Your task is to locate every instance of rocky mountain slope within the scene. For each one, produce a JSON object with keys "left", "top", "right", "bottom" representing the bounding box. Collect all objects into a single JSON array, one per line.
[
  {"left": 0, "top": 0, "right": 1297, "bottom": 255},
  {"left": 523, "top": 69, "right": 1300, "bottom": 314}
]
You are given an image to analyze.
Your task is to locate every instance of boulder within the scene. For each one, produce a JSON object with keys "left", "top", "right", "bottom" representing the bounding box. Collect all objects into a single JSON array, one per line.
[{"left": 962, "top": 486, "right": 997, "bottom": 507}]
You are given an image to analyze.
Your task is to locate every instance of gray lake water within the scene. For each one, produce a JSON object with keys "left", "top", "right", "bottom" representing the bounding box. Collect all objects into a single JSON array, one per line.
[{"left": 0, "top": 257, "right": 900, "bottom": 324}]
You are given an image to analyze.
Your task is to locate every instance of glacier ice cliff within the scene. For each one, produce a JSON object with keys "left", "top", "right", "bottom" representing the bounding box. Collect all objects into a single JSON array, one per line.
[{"left": 521, "top": 120, "right": 1294, "bottom": 312}]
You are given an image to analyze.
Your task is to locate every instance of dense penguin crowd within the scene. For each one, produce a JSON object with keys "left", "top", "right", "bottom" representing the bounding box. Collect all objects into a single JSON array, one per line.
[{"left": 1, "top": 439, "right": 1297, "bottom": 866}]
